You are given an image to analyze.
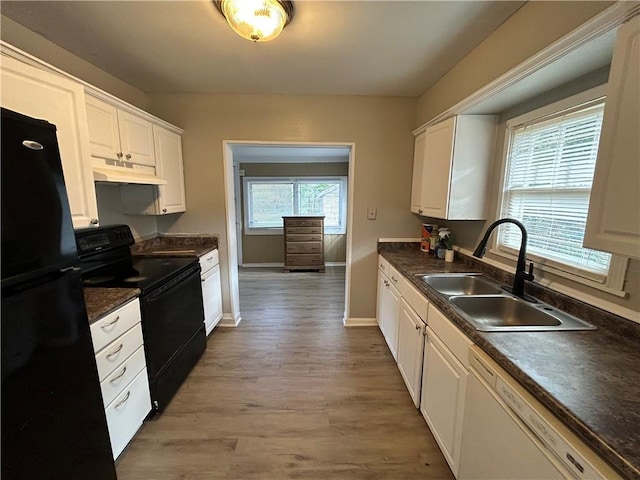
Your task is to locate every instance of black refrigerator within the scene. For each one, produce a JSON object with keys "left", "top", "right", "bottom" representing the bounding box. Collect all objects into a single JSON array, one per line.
[{"left": 1, "top": 108, "right": 118, "bottom": 480}]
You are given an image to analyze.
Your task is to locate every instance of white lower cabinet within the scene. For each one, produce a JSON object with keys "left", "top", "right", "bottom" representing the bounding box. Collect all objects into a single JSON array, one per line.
[
  {"left": 396, "top": 278, "right": 430, "bottom": 408},
  {"left": 420, "top": 304, "right": 473, "bottom": 477},
  {"left": 376, "top": 261, "right": 401, "bottom": 361},
  {"left": 90, "top": 298, "right": 151, "bottom": 459},
  {"left": 200, "top": 250, "right": 223, "bottom": 335}
]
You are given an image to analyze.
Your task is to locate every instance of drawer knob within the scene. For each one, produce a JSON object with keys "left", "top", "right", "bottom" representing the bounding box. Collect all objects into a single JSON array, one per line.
[
  {"left": 101, "top": 315, "right": 120, "bottom": 329},
  {"left": 106, "top": 343, "right": 124, "bottom": 359},
  {"left": 114, "top": 390, "right": 131, "bottom": 408},
  {"left": 110, "top": 366, "right": 127, "bottom": 383}
]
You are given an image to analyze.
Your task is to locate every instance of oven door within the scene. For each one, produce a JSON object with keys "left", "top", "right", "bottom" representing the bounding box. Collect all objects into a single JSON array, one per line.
[{"left": 139, "top": 265, "right": 205, "bottom": 401}]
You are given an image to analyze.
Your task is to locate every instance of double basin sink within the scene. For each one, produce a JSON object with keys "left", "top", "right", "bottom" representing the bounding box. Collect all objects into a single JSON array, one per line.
[{"left": 421, "top": 273, "right": 596, "bottom": 332}]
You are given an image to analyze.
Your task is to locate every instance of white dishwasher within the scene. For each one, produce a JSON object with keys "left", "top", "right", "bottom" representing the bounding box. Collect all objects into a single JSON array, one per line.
[
  {"left": 200, "top": 249, "right": 223, "bottom": 335},
  {"left": 458, "top": 346, "right": 621, "bottom": 480}
]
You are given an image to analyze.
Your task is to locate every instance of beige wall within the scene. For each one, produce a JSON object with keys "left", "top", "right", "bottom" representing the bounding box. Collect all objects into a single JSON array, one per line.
[
  {"left": 416, "top": 1, "right": 612, "bottom": 126},
  {"left": 239, "top": 162, "right": 349, "bottom": 264},
  {"left": 148, "top": 94, "right": 422, "bottom": 319},
  {"left": 94, "top": 184, "right": 159, "bottom": 240},
  {"left": 1, "top": 15, "right": 148, "bottom": 109}
]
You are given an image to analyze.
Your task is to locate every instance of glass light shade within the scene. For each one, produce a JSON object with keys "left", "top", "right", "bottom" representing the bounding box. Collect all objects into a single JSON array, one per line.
[{"left": 221, "top": 0, "right": 288, "bottom": 42}]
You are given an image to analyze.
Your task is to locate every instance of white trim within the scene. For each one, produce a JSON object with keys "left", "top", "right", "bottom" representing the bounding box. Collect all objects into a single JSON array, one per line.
[
  {"left": 326, "top": 262, "right": 346, "bottom": 267},
  {"left": 505, "top": 85, "right": 606, "bottom": 128},
  {"left": 343, "top": 317, "right": 377, "bottom": 327},
  {"left": 458, "top": 247, "right": 637, "bottom": 323},
  {"left": 243, "top": 176, "right": 347, "bottom": 234},
  {"left": 378, "top": 238, "right": 421, "bottom": 243},
  {"left": 233, "top": 161, "right": 243, "bottom": 267},
  {"left": 218, "top": 312, "right": 242, "bottom": 327},
  {"left": 223, "top": 140, "right": 355, "bottom": 326},
  {"left": 412, "top": 2, "right": 640, "bottom": 134},
  {"left": 222, "top": 143, "right": 242, "bottom": 325}
]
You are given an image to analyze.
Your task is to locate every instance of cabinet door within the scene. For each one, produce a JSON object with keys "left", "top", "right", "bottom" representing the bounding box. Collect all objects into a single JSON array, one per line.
[
  {"left": 420, "top": 118, "right": 455, "bottom": 219},
  {"left": 410, "top": 131, "right": 427, "bottom": 214},
  {"left": 377, "top": 270, "right": 401, "bottom": 361},
  {"left": 0, "top": 55, "right": 99, "bottom": 228},
  {"left": 397, "top": 299, "right": 425, "bottom": 407},
  {"left": 85, "top": 95, "right": 121, "bottom": 161},
  {"left": 421, "top": 327, "right": 468, "bottom": 476},
  {"left": 117, "top": 109, "right": 155, "bottom": 167},
  {"left": 153, "top": 125, "right": 186, "bottom": 214},
  {"left": 202, "top": 264, "right": 223, "bottom": 335},
  {"left": 584, "top": 15, "right": 640, "bottom": 259}
]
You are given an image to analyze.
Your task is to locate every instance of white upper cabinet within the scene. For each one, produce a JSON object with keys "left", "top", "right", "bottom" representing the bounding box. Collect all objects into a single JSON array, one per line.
[
  {"left": 584, "top": 15, "right": 640, "bottom": 259},
  {"left": 120, "top": 125, "right": 187, "bottom": 215},
  {"left": 86, "top": 94, "right": 157, "bottom": 174},
  {"left": 411, "top": 115, "right": 496, "bottom": 220},
  {"left": 0, "top": 54, "right": 99, "bottom": 228}
]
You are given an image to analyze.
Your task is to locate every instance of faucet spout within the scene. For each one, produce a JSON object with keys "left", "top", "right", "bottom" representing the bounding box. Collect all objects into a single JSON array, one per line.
[{"left": 473, "top": 218, "right": 534, "bottom": 300}]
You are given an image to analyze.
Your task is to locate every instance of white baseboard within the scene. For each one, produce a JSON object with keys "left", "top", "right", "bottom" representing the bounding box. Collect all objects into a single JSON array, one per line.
[
  {"left": 343, "top": 317, "right": 377, "bottom": 327},
  {"left": 326, "top": 262, "right": 346, "bottom": 267},
  {"left": 218, "top": 312, "right": 241, "bottom": 327},
  {"left": 241, "top": 263, "right": 283, "bottom": 268}
]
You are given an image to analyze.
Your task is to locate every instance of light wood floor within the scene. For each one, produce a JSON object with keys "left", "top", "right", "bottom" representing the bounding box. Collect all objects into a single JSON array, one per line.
[{"left": 116, "top": 267, "right": 454, "bottom": 480}]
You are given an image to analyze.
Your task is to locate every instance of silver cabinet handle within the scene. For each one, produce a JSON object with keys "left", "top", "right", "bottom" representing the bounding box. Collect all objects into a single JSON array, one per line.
[
  {"left": 206, "top": 256, "right": 214, "bottom": 262},
  {"left": 106, "top": 343, "right": 123, "bottom": 359},
  {"left": 125, "top": 153, "right": 132, "bottom": 160},
  {"left": 415, "top": 324, "right": 421, "bottom": 331},
  {"left": 101, "top": 315, "right": 120, "bottom": 329},
  {"left": 110, "top": 366, "right": 127, "bottom": 383},
  {"left": 418, "top": 209, "right": 423, "bottom": 214},
  {"left": 162, "top": 208, "right": 167, "bottom": 213},
  {"left": 383, "top": 280, "right": 390, "bottom": 287},
  {"left": 114, "top": 391, "right": 131, "bottom": 408},
  {"left": 90, "top": 218, "right": 99, "bottom": 225},
  {"left": 116, "top": 152, "right": 123, "bottom": 159},
  {"left": 391, "top": 276, "right": 398, "bottom": 284}
]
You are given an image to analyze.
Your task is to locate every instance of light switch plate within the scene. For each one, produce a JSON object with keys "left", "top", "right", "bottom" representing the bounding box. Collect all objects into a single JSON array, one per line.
[{"left": 367, "top": 208, "right": 377, "bottom": 220}]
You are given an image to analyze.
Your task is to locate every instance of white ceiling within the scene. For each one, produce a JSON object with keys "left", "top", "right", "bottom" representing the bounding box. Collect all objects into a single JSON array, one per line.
[{"left": 0, "top": 0, "right": 525, "bottom": 97}]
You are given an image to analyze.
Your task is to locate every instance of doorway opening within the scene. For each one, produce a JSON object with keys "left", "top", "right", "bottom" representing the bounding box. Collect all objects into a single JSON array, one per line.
[{"left": 222, "top": 141, "right": 355, "bottom": 326}]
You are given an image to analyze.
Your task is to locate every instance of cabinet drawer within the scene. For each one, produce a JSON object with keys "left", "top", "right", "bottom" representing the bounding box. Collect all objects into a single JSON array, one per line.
[
  {"left": 105, "top": 368, "right": 151, "bottom": 459},
  {"left": 378, "top": 255, "right": 390, "bottom": 274},
  {"left": 285, "top": 233, "right": 322, "bottom": 242},
  {"left": 95, "top": 323, "right": 144, "bottom": 382},
  {"left": 199, "top": 249, "right": 219, "bottom": 275},
  {"left": 400, "top": 279, "right": 429, "bottom": 322},
  {"left": 285, "top": 226, "right": 323, "bottom": 234},
  {"left": 285, "top": 254, "right": 324, "bottom": 266},
  {"left": 286, "top": 242, "right": 323, "bottom": 254},
  {"left": 100, "top": 346, "right": 147, "bottom": 408},
  {"left": 90, "top": 299, "right": 141, "bottom": 353},
  {"left": 284, "top": 218, "right": 323, "bottom": 227}
]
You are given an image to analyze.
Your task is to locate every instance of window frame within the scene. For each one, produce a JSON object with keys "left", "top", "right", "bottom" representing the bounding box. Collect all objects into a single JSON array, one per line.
[
  {"left": 492, "top": 85, "right": 627, "bottom": 295},
  {"left": 243, "top": 176, "right": 348, "bottom": 235}
]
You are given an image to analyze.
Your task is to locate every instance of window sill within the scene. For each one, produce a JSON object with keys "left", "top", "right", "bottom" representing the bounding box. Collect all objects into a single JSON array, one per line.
[{"left": 486, "top": 247, "right": 627, "bottom": 298}]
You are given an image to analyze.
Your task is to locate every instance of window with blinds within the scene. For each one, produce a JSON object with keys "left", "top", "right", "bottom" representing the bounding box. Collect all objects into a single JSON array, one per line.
[{"left": 499, "top": 99, "right": 612, "bottom": 278}]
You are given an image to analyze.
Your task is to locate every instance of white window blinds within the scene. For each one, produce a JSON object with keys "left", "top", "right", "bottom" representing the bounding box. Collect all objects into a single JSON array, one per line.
[{"left": 500, "top": 101, "right": 611, "bottom": 276}]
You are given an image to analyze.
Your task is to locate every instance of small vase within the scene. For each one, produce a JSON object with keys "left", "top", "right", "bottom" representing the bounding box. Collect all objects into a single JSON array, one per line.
[{"left": 445, "top": 249, "right": 454, "bottom": 263}]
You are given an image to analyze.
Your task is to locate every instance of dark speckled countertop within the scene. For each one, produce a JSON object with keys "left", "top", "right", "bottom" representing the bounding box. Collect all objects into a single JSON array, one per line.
[
  {"left": 131, "top": 234, "right": 217, "bottom": 258},
  {"left": 379, "top": 242, "right": 640, "bottom": 480},
  {"left": 83, "top": 288, "right": 140, "bottom": 324}
]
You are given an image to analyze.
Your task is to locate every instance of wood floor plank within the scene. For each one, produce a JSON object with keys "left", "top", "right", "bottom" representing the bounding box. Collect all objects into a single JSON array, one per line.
[{"left": 116, "top": 267, "right": 454, "bottom": 479}]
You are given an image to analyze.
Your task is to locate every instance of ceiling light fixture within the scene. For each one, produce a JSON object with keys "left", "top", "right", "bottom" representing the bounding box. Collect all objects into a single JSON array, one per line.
[{"left": 213, "top": 0, "right": 294, "bottom": 43}]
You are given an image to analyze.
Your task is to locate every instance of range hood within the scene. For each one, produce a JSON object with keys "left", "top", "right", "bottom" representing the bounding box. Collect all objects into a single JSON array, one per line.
[{"left": 93, "top": 166, "right": 167, "bottom": 185}]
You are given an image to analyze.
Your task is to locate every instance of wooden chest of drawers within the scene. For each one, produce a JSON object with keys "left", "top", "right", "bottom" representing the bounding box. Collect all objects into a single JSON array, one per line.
[{"left": 283, "top": 216, "right": 325, "bottom": 272}]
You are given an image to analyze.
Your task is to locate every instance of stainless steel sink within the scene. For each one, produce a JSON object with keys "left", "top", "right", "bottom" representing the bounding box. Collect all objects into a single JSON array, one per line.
[
  {"left": 421, "top": 273, "right": 503, "bottom": 296},
  {"left": 449, "top": 295, "right": 596, "bottom": 332},
  {"left": 421, "top": 273, "right": 596, "bottom": 332}
]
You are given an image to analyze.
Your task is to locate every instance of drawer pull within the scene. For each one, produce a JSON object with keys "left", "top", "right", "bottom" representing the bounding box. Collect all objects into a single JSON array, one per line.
[
  {"left": 106, "top": 343, "right": 124, "bottom": 359},
  {"left": 114, "top": 390, "right": 131, "bottom": 408},
  {"left": 101, "top": 315, "right": 120, "bottom": 329},
  {"left": 110, "top": 366, "right": 127, "bottom": 383},
  {"left": 391, "top": 276, "right": 398, "bottom": 284},
  {"left": 206, "top": 256, "right": 213, "bottom": 261}
]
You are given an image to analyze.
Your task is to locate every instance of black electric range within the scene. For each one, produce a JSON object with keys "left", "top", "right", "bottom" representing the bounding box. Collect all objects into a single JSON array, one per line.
[{"left": 76, "top": 225, "right": 206, "bottom": 413}]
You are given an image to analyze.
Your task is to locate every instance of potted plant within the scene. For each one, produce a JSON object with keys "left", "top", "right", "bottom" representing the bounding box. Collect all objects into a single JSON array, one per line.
[{"left": 438, "top": 228, "right": 455, "bottom": 262}]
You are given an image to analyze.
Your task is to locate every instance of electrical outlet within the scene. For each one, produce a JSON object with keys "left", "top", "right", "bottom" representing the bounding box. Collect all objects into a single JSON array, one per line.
[{"left": 367, "top": 208, "right": 377, "bottom": 220}]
